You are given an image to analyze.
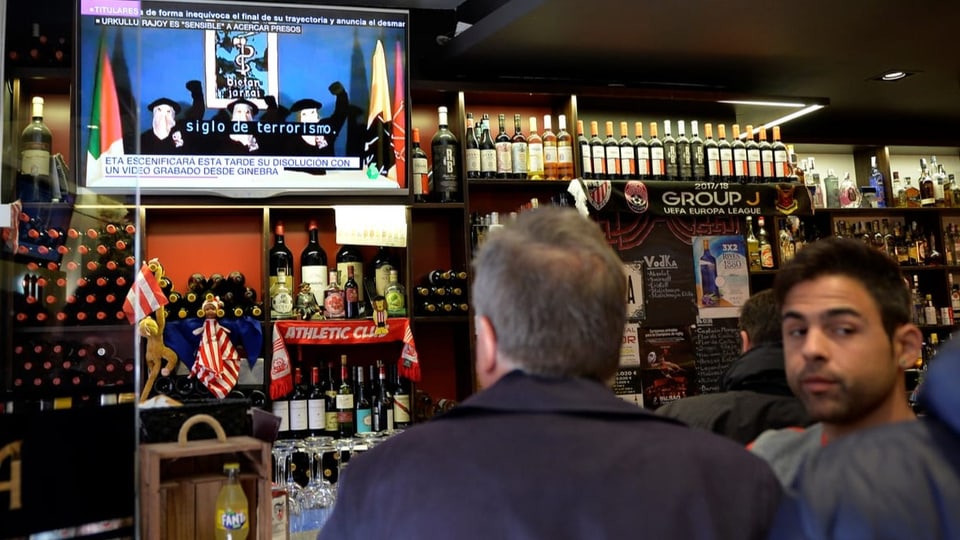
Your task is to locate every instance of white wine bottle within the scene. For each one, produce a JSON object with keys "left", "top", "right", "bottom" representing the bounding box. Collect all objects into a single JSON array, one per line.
[{"left": 19, "top": 96, "right": 53, "bottom": 202}]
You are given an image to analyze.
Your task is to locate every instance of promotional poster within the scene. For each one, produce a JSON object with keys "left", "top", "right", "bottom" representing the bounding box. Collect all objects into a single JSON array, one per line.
[{"left": 76, "top": 0, "right": 409, "bottom": 196}]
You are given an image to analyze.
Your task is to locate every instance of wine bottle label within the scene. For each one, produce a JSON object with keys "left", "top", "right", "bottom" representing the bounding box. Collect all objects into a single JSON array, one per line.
[
  {"left": 605, "top": 146, "right": 621, "bottom": 177},
  {"left": 272, "top": 289, "right": 294, "bottom": 318},
  {"left": 543, "top": 144, "right": 558, "bottom": 164},
  {"left": 528, "top": 143, "right": 544, "bottom": 171},
  {"left": 706, "top": 147, "right": 721, "bottom": 176},
  {"left": 375, "top": 265, "right": 393, "bottom": 297},
  {"left": 774, "top": 150, "right": 789, "bottom": 177},
  {"left": 393, "top": 394, "right": 411, "bottom": 423},
  {"left": 580, "top": 143, "right": 591, "bottom": 175},
  {"left": 21, "top": 147, "right": 51, "bottom": 176},
  {"left": 325, "top": 411, "right": 339, "bottom": 432},
  {"left": 511, "top": 143, "right": 528, "bottom": 174},
  {"left": 412, "top": 156, "right": 429, "bottom": 195},
  {"left": 650, "top": 147, "right": 665, "bottom": 176},
  {"left": 336, "top": 394, "right": 354, "bottom": 410},
  {"left": 272, "top": 401, "right": 290, "bottom": 432},
  {"left": 496, "top": 142, "right": 512, "bottom": 174},
  {"left": 307, "top": 398, "right": 325, "bottom": 430},
  {"left": 558, "top": 145, "right": 573, "bottom": 165},
  {"left": 465, "top": 148, "right": 481, "bottom": 173},
  {"left": 733, "top": 148, "right": 747, "bottom": 176},
  {"left": 355, "top": 408, "right": 373, "bottom": 433},
  {"left": 289, "top": 400, "right": 308, "bottom": 431},
  {"left": 720, "top": 148, "right": 734, "bottom": 176},
  {"left": 480, "top": 149, "right": 497, "bottom": 172},
  {"left": 302, "top": 265, "right": 328, "bottom": 294}
]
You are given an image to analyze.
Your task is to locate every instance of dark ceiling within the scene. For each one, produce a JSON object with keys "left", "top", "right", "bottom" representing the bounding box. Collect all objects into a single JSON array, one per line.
[{"left": 7, "top": 0, "right": 960, "bottom": 145}]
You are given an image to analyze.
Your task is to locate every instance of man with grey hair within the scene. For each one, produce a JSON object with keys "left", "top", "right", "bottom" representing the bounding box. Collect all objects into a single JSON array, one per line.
[{"left": 320, "top": 207, "right": 782, "bottom": 540}]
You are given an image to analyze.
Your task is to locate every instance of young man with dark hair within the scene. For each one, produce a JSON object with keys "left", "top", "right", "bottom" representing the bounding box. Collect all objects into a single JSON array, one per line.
[
  {"left": 749, "top": 237, "right": 922, "bottom": 485},
  {"left": 656, "top": 289, "right": 811, "bottom": 444}
]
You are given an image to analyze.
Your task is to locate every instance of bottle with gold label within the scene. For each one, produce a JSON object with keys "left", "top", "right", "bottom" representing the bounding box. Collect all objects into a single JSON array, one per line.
[{"left": 757, "top": 216, "right": 775, "bottom": 269}]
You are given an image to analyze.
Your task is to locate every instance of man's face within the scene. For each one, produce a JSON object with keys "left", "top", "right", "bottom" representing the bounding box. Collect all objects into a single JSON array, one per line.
[
  {"left": 153, "top": 104, "right": 176, "bottom": 120},
  {"left": 298, "top": 108, "right": 319, "bottom": 123},
  {"left": 781, "top": 275, "right": 904, "bottom": 426},
  {"left": 232, "top": 104, "right": 254, "bottom": 121}
]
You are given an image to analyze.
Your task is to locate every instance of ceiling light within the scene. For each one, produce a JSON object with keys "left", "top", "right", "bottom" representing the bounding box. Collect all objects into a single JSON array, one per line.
[
  {"left": 881, "top": 71, "right": 907, "bottom": 81},
  {"left": 717, "top": 99, "right": 807, "bottom": 108}
]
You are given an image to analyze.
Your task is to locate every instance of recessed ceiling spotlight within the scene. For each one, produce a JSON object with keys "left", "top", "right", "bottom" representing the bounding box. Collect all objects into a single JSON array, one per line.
[{"left": 871, "top": 70, "right": 917, "bottom": 82}]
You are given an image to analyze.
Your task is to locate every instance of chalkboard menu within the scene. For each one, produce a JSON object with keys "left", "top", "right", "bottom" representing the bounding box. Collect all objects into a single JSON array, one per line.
[{"left": 693, "top": 317, "right": 743, "bottom": 393}]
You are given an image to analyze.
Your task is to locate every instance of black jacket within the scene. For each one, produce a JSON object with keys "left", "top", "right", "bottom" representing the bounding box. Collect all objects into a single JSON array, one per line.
[{"left": 655, "top": 343, "right": 812, "bottom": 444}]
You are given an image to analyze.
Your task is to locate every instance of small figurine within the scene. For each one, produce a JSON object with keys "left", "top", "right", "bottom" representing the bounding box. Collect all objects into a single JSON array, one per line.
[
  {"left": 295, "top": 282, "right": 322, "bottom": 320},
  {"left": 190, "top": 296, "right": 240, "bottom": 398},
  {"left": 372, "top": 295, "right": 389, "bottom": 335},
  {"left": 139, "top": 258, "right": 178, "bottom": 403}
]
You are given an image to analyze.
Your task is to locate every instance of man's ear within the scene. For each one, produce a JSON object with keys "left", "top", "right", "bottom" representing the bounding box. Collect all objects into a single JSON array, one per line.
[
  {"left": 739, "top": 330, "right": 750, "bottom": 354},
  {"left": 474, "top": 315, "right": 498, "bottom": 388},
  {"left": 894, "top": 323, "right": 924, "bottom": 370}
]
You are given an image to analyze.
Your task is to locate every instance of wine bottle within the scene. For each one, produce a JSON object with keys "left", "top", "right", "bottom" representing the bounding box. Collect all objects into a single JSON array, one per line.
[
  {"left": 271, "top": 267, "right": 295, "bottom": 320},
  {"left": 432, "top": 106, "right": 461, "bottom": 202},
  {"left": 289, "top": 367, "right": 309, "bottom": 438},
  {"left": 745, "top": 125, "right": 762, "bottom": 183},
  {"left": 758, "top": 127, "right": 774, "bottom": 180},
  {"left": 323, "top": 361, "right": 339, "bottom": 436},
  {"left": 634, "top": 122, "right": 649, "bottom": 180},
  {"left": 18, "top": 96, "right": 53, "bottom": 202},
  {"left": 510, "top": 114, "right": 527, "bottom": 179},
  {"left": 479, "top": 113, "right": 497, "bottom": 178},
  {"left": 690, "top": 120, "right": 706, "bottom": 181},
  {"left": 336, "top": 355, "right": 355, "bottom": 437},
  {"left": 323, "top": 269, "right": 345, "bottom": 319},
  {"left": 495, "top": 113, "right": 512, "bottom": 178},
  {"left": 699, "top": 238, "right": 720, "bottom": 306},
  {"left": 662, "top": 120, "right": 678, "bottom": 180},
  {"left": 575, "top": 119, "right": 591, "bottom": 179},
  {"left": 542, "top": 114, "right": 558, "bottom": 180},
  {"left": 372, "top": 360, "right": 393, "bottom": 432},
  {"left": 372, "top": 245, "right": 396, "bottom": 298},
  {"left": 391, "top": 363, "right": 411, "bottom": 429},
  {"left": 648, "top": 122, "right": 665, "bottom": 180},
  {"left": 410, "top": 127, "right": 431, "bottom": 202},
  {"left": 464, "top": 113, "right": 480, "bottom": 179},
  {"left": 603, "top": 121, "right": 621, "bottom": 180},
  {"left": 555, "top": 114, "right": 574, "bottom": 181},
  {"left": 269, "top": 222, "right": 294, "bottom": 308},
  {"left": 272, "top": 386, "right": 292, "bottom": 437},
  {"left": 731, "top": 124, "right": 748, "bottom": 183},
  {"left": 354, "top": 366, "right": 372, "bottom": 434},
  {"left": 772, "top": 126, "right": 789, "bottom": 180},
  {"left": 618, "top": 121, "right": 636, "bottom": 180},
  {"left": 336, "top": 244, "right": 364, "bottom": 306},
  {"left": 676, "top": 120, "right": 692, "bottom": 180},
  {"left": 526, "top": 116, "right": 544, "bottom": 180},
  {"left": 589, "top": 121, "right": 605, "bottom": 179},
  {"left": 344, "top": 265, "right": 360, "bottom": 319},
  {"left": 717, "top": 124, "right": 734, "bottom": 181},
  {"left": 703, "top": 123, "right": 720, "bottom": 181},
  {"left": 301, "top": 220, "right": 328, "bottom": 298}
]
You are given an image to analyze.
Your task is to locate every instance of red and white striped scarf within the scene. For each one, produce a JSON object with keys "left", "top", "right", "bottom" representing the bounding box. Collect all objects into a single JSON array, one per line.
[{"left": 190, "top": 319, "right": 240, "bottom": 399}]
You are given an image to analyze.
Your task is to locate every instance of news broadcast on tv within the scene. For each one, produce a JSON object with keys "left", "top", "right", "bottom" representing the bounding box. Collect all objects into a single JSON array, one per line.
[{"left": 77, "top": 0, "right": 409, "bottom": 196}]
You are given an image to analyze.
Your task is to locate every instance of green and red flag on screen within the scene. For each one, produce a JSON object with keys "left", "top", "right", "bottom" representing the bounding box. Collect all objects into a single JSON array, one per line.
[{"left": 86, "top": 30, "right": 124, "bottom": 185}]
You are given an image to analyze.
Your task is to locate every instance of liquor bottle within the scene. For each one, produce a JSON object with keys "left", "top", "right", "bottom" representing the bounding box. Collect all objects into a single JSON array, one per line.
[
  {"left": 576, "top": 119, "right": 592, "bottom": 179},
  {"left": 820, "top": 168, "right": 840, "bottom": 208},
  {"left": 758, "top": 216, "right": 775, "bottom": 269},
  {"left": 731, "top": 124, "right": 747, "bottom": 183},
  {"left": 603, "top": 121, "right": 621, "bottom": 180},
  {"left": 307, "top": 366, "right": 326, "bottom": 437},
  {"left": 495, "top": 113, "right": 512, "bottom": 178},
  {"left": 18, "top": 96, "right": 53, "bottom": 202},
  {"left": 589, "top": 121, "right": 606, "bottom": 179},
  {"left": 301, "top": 220, "right": 328, "bottom": 298},
  {"left": 745, "top": 125, "right": 762, "bottom": 183},
  {"left": 372, "top": 361, "right": 394, "bottom": 432},
  {"left": 464, "top": 113, "right": 480, "bottom": 179},
  {"left": 542, "top": 114, "right": 558, "bottom": 180},
  {"left": 336, "top": 244, "right": 364, "bottom": 305},
  {"left": 923, "top": 294, "right": 938, "bottom": 326},
  {"left": 772, "top": 126, "right": 789, "bottom": 180},
  {"left": 745, "top": 215, "right": 761, "bottom": 271},
  {"left": 372, "top": 245, "right": 396, "bottom": 298},
  {"left": 323, "top": 361, "right": 339, "bottom": 436},
  {"left": 703, "top": 123, "right": 720, "bottom": 181},
  {"left": 758, "top": 127, "right": 774, "bottom": 180},
  {"left": 690, "top": 120, "right": 706, "bottom": 181},
  {"left": 699, "top": 238, "right": 720, "bottom": 305},
  {"left": 526, "top": 116, "right": 545, "bottom": 180},
  {"left": 932, "top": 157, "right": 947, "bottom": 207},
  {"left": 271, "top": 267, "right": 295, "bottom": 320},
  {"left": 618, "top": 121, "right": 636, "bottom": 180},
  {"left": 269, "top": 222, "right": 294, "bottom": 309},
  {"left": 917, "top": 161, "right": 935, "bottom": 208},
  {"left": 289, "top": 368, "right": 309, "bottom": 438},
  {"left": 648, "top": 122, "right": 665, "bottom": 180},
  {"left": 215, "top": 463, "right": 249, "bottom": 540},
  {"left": 384, "top": 269, "right": 407, "bottom": 316},
  {"left": 676, "top": 120, "right": 692, "bottom": 180},
  {"left": 510, "top": 114, "right": 527, "bottom": 179},
  {"left": 662, "top": 120, "right": 678, "bottom": 180},
  {"left": 391, "top": 363, "right": 411, "bottom": 429},
  {"left": 353, "top": 366, "right": 372, "bottom": 434},
  {"left": 556, "top": 114, "right": 574, "bottom": 180},
  {"left": 323, "top": 269, "right": 345, "bottom": 319},
  {"left": 479, "top": 114, "right": 497, "bottom": 178},
  {"left": 410, "top": 127, "right": 431, "bottom": 202},
  {"left": 634, "top": 122, "right": 650, "bottom": 179},
  {"left": 344, "top": 265, "right": 360, "bottom": 319},
  {"left": 432, "top": 106, "right": 461, "bottom": 202},
  {"left": 336, "top": 355, "right": 355, "bottom": 437}
]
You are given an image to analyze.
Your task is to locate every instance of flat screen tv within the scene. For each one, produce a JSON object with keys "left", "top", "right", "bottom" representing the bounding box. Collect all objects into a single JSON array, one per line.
[{"left": 76, "top": 0, "right": 409, "bottom": 197}]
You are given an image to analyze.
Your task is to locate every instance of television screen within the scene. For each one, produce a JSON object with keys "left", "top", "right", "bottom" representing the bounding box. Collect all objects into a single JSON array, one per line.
[{"left": 76, "top": 0, "right": 409, "bottom": 197}]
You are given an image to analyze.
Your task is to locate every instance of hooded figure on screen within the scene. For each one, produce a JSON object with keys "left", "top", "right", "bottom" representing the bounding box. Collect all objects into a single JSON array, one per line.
[
  {"left": 139, "top": 80, "right": 205, "bottom": 155},
  {"left": 221, "top": 97, "right": 261, "bottom": 154},
  {"left": 284, "top": 81, "right": 350, "bottom": 175}
]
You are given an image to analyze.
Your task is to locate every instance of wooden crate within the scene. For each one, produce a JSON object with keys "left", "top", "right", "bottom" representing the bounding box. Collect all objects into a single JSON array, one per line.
[{"left": 140, "top": 414, "right": 272, "bottom": 540}]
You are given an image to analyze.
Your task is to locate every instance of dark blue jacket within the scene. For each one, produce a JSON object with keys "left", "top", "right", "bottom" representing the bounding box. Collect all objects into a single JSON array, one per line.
[
  {"left": 320, "top": 370, "right": 782, "bottom": 540},
  {"left": 656, "top": 343, "right": 812, "bottom": 444},
  {"left": 767, "top": 340, "right": 960, "bottom": 540}
]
